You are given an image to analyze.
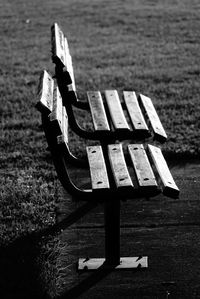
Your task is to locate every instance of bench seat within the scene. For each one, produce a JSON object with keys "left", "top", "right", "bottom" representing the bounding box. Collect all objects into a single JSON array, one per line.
[{"left": 50, "top": 23, "right": 167, "bottom": 143}]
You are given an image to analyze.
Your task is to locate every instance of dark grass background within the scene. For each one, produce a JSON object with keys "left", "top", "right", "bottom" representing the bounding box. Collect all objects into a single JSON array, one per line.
[{"left": 0, "top": 0, "right": 200, "bottom": 297}]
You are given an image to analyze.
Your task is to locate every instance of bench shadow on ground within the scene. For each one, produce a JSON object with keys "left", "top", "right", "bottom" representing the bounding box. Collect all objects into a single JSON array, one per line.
[
  {"left": 1, "top": 161, "right": 200, "bottom": 298},
  {"left": 1, "top": 195, "right": 200, "bottom": 299},
  {"left": 0, "top": 200, "right": 105, "bottom": 299},
  {"left": 0, "top": 200, "right": 166, "bottom": 299},
  {"left": 0, "top": 233, "right": 45, "bottom": 299}
]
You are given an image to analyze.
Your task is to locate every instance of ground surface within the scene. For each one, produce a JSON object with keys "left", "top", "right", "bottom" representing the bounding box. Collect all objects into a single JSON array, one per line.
[{"left": 53, "top": 161, "right": 200, "bottom": 299}]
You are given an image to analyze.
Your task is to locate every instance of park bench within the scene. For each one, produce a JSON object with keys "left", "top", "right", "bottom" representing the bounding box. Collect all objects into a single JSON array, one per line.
[
  {"left": 50, "top": 23, "right": 168, "bottom": 144},
  {"left": 36, "top": 70, "right": 179, "bottom": 271}
]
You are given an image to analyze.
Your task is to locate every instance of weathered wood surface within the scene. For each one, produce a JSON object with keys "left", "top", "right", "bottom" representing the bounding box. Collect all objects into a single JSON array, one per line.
[
  {"left": 51, "top": 22, "right": 66, "bottom": 67},
  {"left": 52, "top": 23, "right": 76, "bottom": 91},
  {"left": 123, "top": 91, "right": 149, "bottom": 132},
  {"left": 148, "top": 145, "right": 179, "bottom": 198},
  {"left": 105, "top": 90, "right": 130, "bottom": 130},
  {"left": 48, "top": 85, "right": 69, "bottom": 144},
  {"left": 87, "top": 91, "right": 110, "bottom": 131},
  {"left": 36, "top": 70, "right": 54, "bottom": 114},
  {"left": 54, "top": 162, "right": 200, "bottom": 298},
  {"left": 64, "top": 37, "right": 76, "bottom": 91},
  {"left": 50, "top": 86, "right": 63, "bottom": 121},
  {"left": 87, "top": 146, "right": 110, "bottom": 191},
  {"left": 108, "top": 144, "right": 133, "bottom": 189},
  {"left": 140, "top": 94, "right": 167, "bottom": 142},
  {"left": 59, "top": 106, "right": 68, "bottom": 144},
  {"left": 128, "top": 144, "right": 158, "bottom": 190}
]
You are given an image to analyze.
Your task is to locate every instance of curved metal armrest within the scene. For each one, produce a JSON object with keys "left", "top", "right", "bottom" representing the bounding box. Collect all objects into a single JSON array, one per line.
[
  {"left": 61, "top": 100, "right": 150, "bottom": 142},
  {"left": 51, "top": 142, "right": 112, "bottom": 202},
  {"left": 51, "top": 145, "right": 93, "bottom": 200}
]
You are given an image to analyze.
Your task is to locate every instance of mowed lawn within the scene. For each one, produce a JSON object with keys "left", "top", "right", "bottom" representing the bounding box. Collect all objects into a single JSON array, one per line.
[{"left": 0, "top": 0, "right": 200, "bottom": 297}]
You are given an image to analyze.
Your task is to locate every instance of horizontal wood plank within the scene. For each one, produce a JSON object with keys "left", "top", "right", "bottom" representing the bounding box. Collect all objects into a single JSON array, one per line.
[
  {"left": 87, "top": 146, "right": 110, "bottom": 191},
  {"left": 64, "top": 37, "right": 76, "bottom": 91},
  {"left": 105, "top": 90, "right": 130, "bottom": 130},
  {"left": 48, "top": 86, "right": 63, "bottom": 136},
  {"left": 36, "top": 70, "right": 54, "bottom": 114},
  {"left": 49, "top": 86, "right": 62, "bottom": 124},
  {"left": 123, "top": 91, "right": 149, "bottom": 132},
  {"left": 140, "top": 94, "right": 167, "bottom": 142},
  {"left": 87, "top": 91, "right": 110, "bottom": 131},
  {"left": 51, "top": 23, "right": 66, "bottom": 67},
  {"left": 108, "top": 144, "right": 133, "bottom": 188},
  {"left": 128, "top": 144, "right": 158, "bottom": 190},
  {"left": 148, "top": 144, "right": 179, "bottom": 198},
  {"left": 60, "top": 106, "right": 68, "bottom": 144}
]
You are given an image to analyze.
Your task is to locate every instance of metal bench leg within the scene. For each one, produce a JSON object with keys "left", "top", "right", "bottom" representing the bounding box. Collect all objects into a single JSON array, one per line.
[
  {"left": 105, "top": 199, "right": 120, "bottom": 265},
  {"left": 78, "top": 199, "right": 148, "bottom": 271}
]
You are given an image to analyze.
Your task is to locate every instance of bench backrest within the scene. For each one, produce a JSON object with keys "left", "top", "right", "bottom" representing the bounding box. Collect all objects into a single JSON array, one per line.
[
  {"left": 51, "top": 23, "right": 168, "bottom": 143},
  {"left": 51, "top": 23, "right": 76, "bottom": 93},
  {"left": 36, "top": 70, "right": 69, "bottom": 149}
]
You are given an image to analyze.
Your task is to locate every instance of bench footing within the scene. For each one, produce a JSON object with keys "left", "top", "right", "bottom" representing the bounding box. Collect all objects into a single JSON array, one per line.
[{"left": 78, "top": 256, "right": 148, "bottom": 271}]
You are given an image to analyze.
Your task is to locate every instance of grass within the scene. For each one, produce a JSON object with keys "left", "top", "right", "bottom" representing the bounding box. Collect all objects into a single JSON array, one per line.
[{"left": 0, "top": 0, "right": 200, "bottom": 297}]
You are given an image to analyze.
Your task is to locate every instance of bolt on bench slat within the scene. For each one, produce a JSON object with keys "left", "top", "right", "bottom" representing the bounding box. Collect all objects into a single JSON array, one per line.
[
  {"left": 87, "top": 146, "right": 110, "bottom": 191},
  {"left": 140, "top": 94, "right": 167, "bottom": 142},
  {"left": 128, "top": 144, "right": 158, "bottom": 191},
  {"left": 105, "top": 90, "right": 130, "bottom": 131},
  {"left": 108, "top": 144, "right": 133, "bottom": 189},
  {"left": 123, "top": 91, "right": 149, "bottom": 132},
  {"left": 148, "top": 144, "right": 179, "bottom": 198},
  {"left": 87, "top": 91, "right": 110, "bottom": 132}
]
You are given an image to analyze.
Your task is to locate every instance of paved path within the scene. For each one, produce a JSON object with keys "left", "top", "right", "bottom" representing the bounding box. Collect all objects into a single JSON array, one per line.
[{"left": 55, "top": 161, "right": 200, "bottom": 298}]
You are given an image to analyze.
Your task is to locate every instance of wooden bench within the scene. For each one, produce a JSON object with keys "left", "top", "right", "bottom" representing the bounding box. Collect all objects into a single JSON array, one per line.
[
  {"left": 50, "top": 22, "right": 167, "bottom": 143},
  {"left": 36, "top": 70, "right": 179, "bottom": 271}
]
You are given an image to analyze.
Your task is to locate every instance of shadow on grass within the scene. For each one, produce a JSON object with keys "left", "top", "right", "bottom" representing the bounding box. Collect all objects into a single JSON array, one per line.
[
  {"left": 57, "top": 266, "right": 114, "bottom": 299},
  {"left": 0, "top": 201, "right": 98, "bottom": 299},
  {"left": 0, "top": 234, "right": 48, "bottom": 299}
]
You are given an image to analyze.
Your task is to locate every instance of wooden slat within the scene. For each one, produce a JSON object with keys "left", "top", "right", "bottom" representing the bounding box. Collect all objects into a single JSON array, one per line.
[
  {"left": 87, "top": 91, "right": 110, "bottom": 131},
  {"left": 108, "top": 144, "right": 133, "bottom": 188},
  {"left": 148, "top": 144, "right": 179, "bottom": 198},
  {"left": 57, "top": 106, "right": 69, "bottom": 145},
  {"left": 123, "top": 91, "right": 149, "bottom": 132},
  {"left": 49, "top": 86, "right": 63, "bottom": 136},
  {"left": 64, "top": 37, "right": 76, "bottom": 91},
  {"left": 62, "top": 107, "right": 68, "bottom": 144},
  {"left": 36, "top": 70, "right": 54, "bottom": 114},
  {"left": 49, "top": 86, "right": 62, "bottom": 124},
  {"left": 140, "top": 94, "right": 167, "bottom": 142},
  {"left": 52, "top": 24, "right": 76, "bottom": 91},
  {"left": 87, "top": 146, "right": 110, "bottom": 191},
  {"left": 105, "top": 90, "right": 130, "bottom": 130},
  {"left": 128, "top": 144, "right": 158, "bottom": 190},
  {"left": 51, "top": 23, "right": 66, "bottom": 67}
]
